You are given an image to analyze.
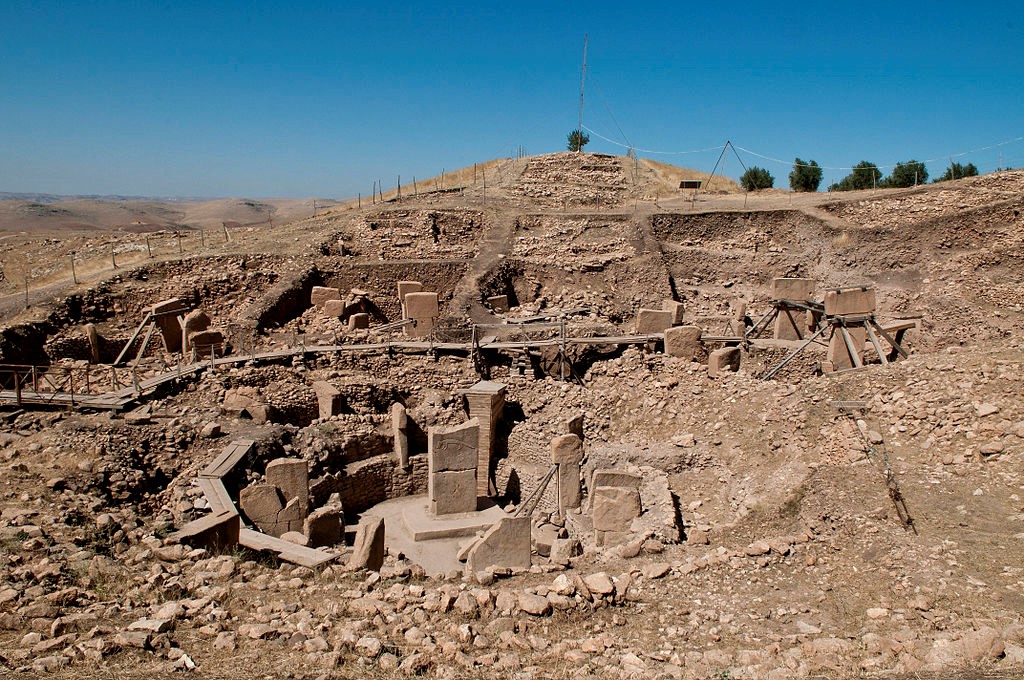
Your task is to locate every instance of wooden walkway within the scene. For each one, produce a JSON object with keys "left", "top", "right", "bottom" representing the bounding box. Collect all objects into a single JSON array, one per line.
[{"left": 0, "top": 332, "right": 667, "bottom": 411}]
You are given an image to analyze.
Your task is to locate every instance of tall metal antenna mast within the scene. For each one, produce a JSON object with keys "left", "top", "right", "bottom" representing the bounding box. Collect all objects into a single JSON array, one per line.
[{"left": 577, "top": 33, "right": 588, "bottom": 152}]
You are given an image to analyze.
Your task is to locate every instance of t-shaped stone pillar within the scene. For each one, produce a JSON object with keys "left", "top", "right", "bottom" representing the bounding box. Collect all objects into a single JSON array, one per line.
[
  {"left": 463, "top": 380, "right": 506, "bottom": 497},
  {"left": 551, "top": 434, "right": 583, "bottom": 511}
]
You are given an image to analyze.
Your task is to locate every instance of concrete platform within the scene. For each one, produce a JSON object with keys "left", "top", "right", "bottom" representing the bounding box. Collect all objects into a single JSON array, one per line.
[
  {"left": 401, "top": 498, "right": 506, "bottom": 541},
  {"left": 360, "top": 494, "right": 511, "bottom": 576}
]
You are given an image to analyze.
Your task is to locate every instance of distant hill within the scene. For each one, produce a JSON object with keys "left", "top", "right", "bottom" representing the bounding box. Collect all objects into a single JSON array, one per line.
[
  {"left": 0, "top": 192, "right": 219, "bottom": 204},
  {"left": 0, "top": 196, "right": 346, "bottom": 232}
]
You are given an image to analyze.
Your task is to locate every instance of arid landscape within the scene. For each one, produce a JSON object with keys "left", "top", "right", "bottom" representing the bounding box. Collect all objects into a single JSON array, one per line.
[{"left": 1, "top": 151, "right": 1023, "bottom": 679}]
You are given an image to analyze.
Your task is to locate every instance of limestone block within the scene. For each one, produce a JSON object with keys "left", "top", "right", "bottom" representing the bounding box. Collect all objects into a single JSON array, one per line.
[
  {"left": 84, "top": 323, "right": 101, "bottom": 364},
  {"left": 239, "top": 484, "right": 283, "bottom": 530},
  {"left": 304, "top": 506, "right": 343, "bottom": 547},
  {"left": 550, "top": 537, "right": 581, "bottom": 566},
  {"left": 771, "top": 278, "right": 816, "bottom": 302},
  {"left": 150, "top": 298, "right": 186, "bottom": 353},
  {"left": 635, "top": 309, "right": 674, "bottom": 334},
  {"left": 532, "top": 523, "right": 558, "bottom": 557},
  {"left": 397, "top": 281, "right": 423, "bottom": 309},
  {"left": 591, "top": 486, "right": 642, "bottom": 532},
  {"left": 774, "top": 305, "right": 810, "bottom": 341},
  {"left": 551, "top": 434, "right": 583, "bottom": 465},
  {"left": 405, "top": 291, "right": 439, "bottom": 338},
  {"left": 349, "top": 516, "right": 385, "bottom": 571},
  {"left": 428, "top": 420, "right": 479, "bottom": 473},
  {"left": 664, "top": 325, "right": 702, "bottom": 360},
  {"left": 169, "top": 510, "right": 239, "bottom": 552},
  {"left": 553, "top": 464, "right": 586, "bottom": 517},
  {"left": 466, "top": 516, "right": 531, "bottom": 573},
  {"left": 323, "top": 299, "right": 346, "bottom": 317},
  {"left": 312, "top": 381, "right": 344, "bottom": 419},
  {"left": 310, "top": 286, "right": 341, "bottom": 308},
  {"left": 595, "top": 530, "right": 631, "bottom": 547},
  {"left": 486, "top": 295, "right": 510, "bottom": 312},
  {"left": 247, "top": 403, "right": 273, "bottom": 424},
  {"left": 661, "top": 299, "right": 685, "bottom": 325},
  {"left": 265, "top": 458, "right": 309, "bottom": 512},
  {"left": 276, "top": 497, "right": 306, "bottom": 536},
  {"left": 348, "top": 313, "right": 370, "bottom": 330},
  {"left": 392, "top": 403, "right": 409, "bottom": 467},
  {"left": 557, "top": 459, "right": 582, "bottom": 511},
  {"left": 565, "top": 413, "right": 584, "bottom": 439},
  {"left": 181, "top": 309, "right": 211, "bottom": 335},
  {"left": 824, "top": 287, "right": 876, "bottom": 317},
  {"left": 591, "top": 470, "right": 641, "bottom": 491},
  {"left": 221, "top": 391, "right": 256, "bottom": 417},
  {"left": 430, "top": 470, "right": 477, "bottom": 516},
  {"left": 708, "top": 347, "right": 741, "bottom": 377},
  {"left": 727, "top": 299, "right": 748, "bottom": 335},
  {"left": 188, "top": 330, "right": 225, "bottom": 357},
  {"left": 180, "top": 309, "right": 211, "bottom": 354},
  {"left": 281, "top": 531, "right": 310, "bottom": 546},
  {"left": 405, "top": 292, "right": 439, "bottom": 319},
  {"left": 826, "top": 326, "right": 868, "bottom": 370}
]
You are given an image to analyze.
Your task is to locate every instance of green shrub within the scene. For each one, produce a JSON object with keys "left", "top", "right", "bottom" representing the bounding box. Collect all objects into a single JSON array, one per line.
[
  {"left": 831, "top": 161, "right": 881, "bottom": 191},
  {"left": 883, "top": 160, "right": 928, "bottom": 188},
  {"left": 935, "top": 162, "right": 979, "bottom": 182},
  {"left": 740, "top": 166, "right": 774, "bottom": 191},
  {"left": 789, "top": 158, "right": 823, "bottom": 192},
  {"left": 566, "top": 129, "right": 590, "bottom": 152}
]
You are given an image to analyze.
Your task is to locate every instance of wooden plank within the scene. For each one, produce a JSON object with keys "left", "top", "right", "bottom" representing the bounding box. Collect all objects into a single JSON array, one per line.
[
  {"left": 864, "top": 323, "right": 890, "bottom": 366},
  {"left": 880, "top": 320, "right": 918, "bottom": 333},
  {"left": 196, "top": 477, "right": 237, "bottom": 515},
  {"left": 238, "top": 528, "right": 335, "bottom": 568},
  {"left": 840, "top": 326, "right": 864, "bottom": 369},
  {"left": 114, "top": 311, "right": 153, "bottom": 366},
  {"left": 200, "top": 439, "right": 255, "bottom": 479}
]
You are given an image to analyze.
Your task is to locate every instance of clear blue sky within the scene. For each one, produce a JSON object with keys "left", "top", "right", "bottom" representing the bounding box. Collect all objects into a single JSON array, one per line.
[{"left": 1, "top": 1, "right": 1021, "bottom": 197}]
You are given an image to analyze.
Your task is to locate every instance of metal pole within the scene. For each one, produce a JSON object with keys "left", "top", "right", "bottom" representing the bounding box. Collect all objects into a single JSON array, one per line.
[
  {"left": 70, "top": 254, "right": 77, "bottom": 284},
  {"left": 559, "top": 317, "right": 567, "bottom": 381},
  {"left": 111, "top": 247, "right": 116, "bottom": 269},
  {"left": 577, "top": 33, "right": 588, "bottom": 151},
  {"left": 146, "top": 236, "right": 152, "bottom": 257}
]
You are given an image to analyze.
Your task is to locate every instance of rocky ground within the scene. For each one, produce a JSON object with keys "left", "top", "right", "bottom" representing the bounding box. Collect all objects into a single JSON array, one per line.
[{"left": 1, "top": 155, "right": 1023, "bottom": 678}]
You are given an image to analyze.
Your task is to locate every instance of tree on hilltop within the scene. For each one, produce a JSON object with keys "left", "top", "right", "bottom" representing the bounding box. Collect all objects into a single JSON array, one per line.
[
  {"left": 740, "top": 166, "right": 774, "bottom": 191},
  {"left": 935, "top": 162, "right": 979, "bottom": 182},
  {"left": 567, "top": 129, "right": 590, "bottom": 152},
  {"left": 789, "top": 158, "right": 823, "bottom": 192},
  {"left": 882, "top": 160, "right": 928, "bottom": 188},
  {"left": 831, "top": 161, "right": 881, "bottom": 191}
]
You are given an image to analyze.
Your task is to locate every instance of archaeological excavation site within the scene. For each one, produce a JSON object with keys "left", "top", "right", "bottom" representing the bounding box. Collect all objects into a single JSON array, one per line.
[{"left": 1, "top": 152, "right": 1024, "bottom": 679}]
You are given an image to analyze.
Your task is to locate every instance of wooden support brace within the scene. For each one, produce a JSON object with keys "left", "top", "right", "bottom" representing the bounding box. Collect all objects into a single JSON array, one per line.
[
  {"left": 871, "top": 320, "right": 910, "bottom": 359},
  {"left": 864, "top": 323, "right": 889, "bottom": 366},
  {"left": 839, "top": 326, "right": 864, "bottom": 369}
]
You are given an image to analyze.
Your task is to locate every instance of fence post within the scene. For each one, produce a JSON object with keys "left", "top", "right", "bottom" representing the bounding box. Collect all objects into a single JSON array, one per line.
[
  {"left": 14, "top": 369, "right": 22, "bottom": 405},
  {"left": 70, "top": 254, "right": 78, "bottom": 284},
  {"left": 146, "top": 236, "right": 152, "bottom": 257}
]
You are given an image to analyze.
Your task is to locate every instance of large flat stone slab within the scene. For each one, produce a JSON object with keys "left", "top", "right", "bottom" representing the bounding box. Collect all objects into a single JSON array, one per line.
[{"left": 401, "top": 499, "right": 506, "bottom": 541}]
